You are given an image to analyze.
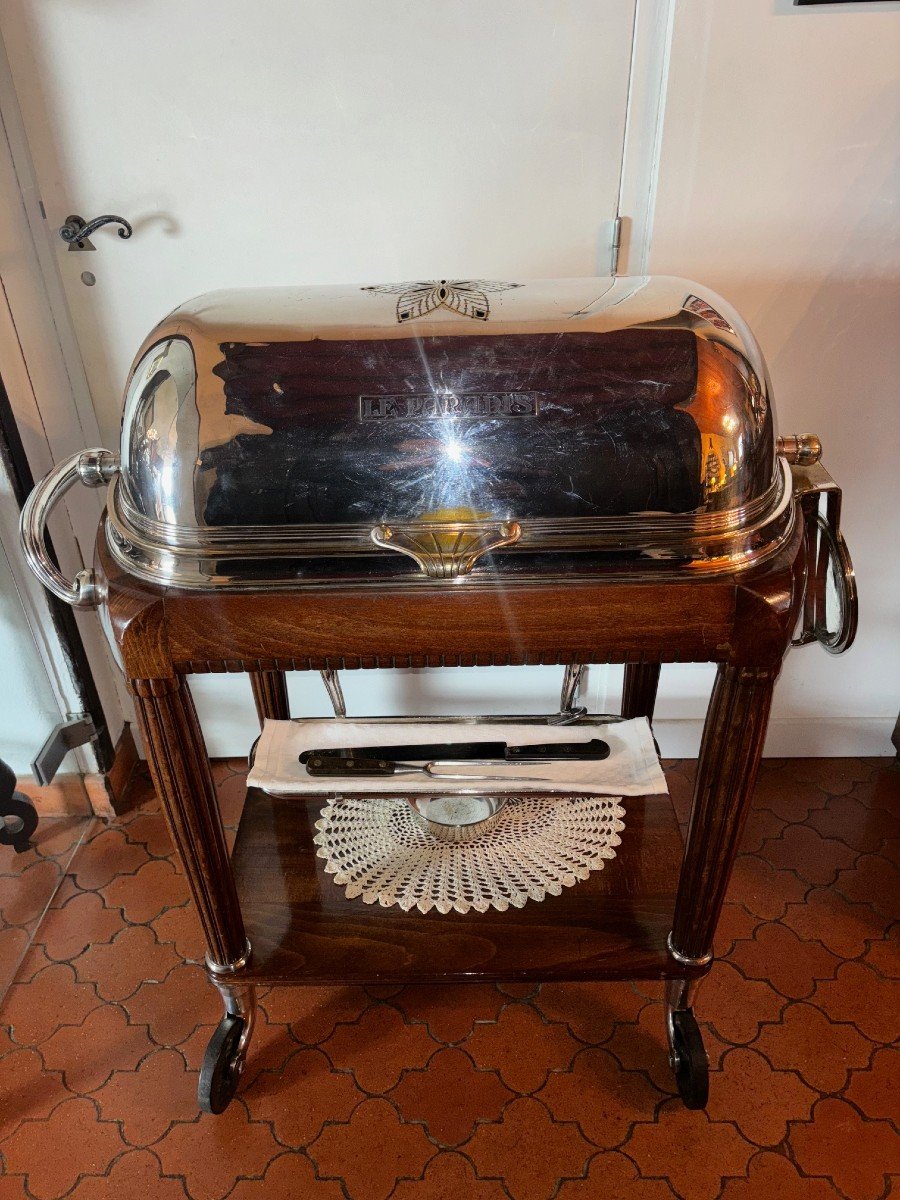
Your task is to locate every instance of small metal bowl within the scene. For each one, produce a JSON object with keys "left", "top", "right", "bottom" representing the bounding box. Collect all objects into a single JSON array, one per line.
[{"left": 406, "top": 793, "right": 508, "bottom": 843}]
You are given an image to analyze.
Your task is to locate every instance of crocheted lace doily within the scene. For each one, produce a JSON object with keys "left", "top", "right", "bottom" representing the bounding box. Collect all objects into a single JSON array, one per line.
[{"left": 313, "top": 793, "right": 625, "bottom": 915}]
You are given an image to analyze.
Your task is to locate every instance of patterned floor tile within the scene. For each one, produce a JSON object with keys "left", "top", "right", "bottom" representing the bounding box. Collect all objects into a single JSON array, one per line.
[
  {"left": 93, "top": 1048, "right": 199, "bottom": 1145},
  {"left": 65, "top": 1150, "right": 189, "bottom": 1200},
  {"left": 727, "top": 920, "right": 842, "bottom": 999},
  {"left": 308, "top": 1097, "right": 435, "bottom": 1200},
  {"left": 391, "top": 1151, "right": 511, "bottom": 1200},
  {"left": 537, "top": 1046, "right": 665, "bottom": 1148},
  {"left": 759, "top": 823, "right": 858, "bottom": 888},
  {"left": 532, "top": 980, "right": 648, "bottom": 1044},
  {"left": 782, "top": 886, "right": 884, "bottom": 959},
  {"left": 718, "top": 1150, "right": 844, "bottom": 1199},
  {"left": 38, "top": 1003, "right": 154, "bottom": 1094},
  {"left": 257, "top": 983, "right": 371, "bottom": 1044},
  {"left": 390, "top": 982, "right": 508, "bottom": 1043},
  {"left": 125, "top": 963, "right": 217, "bottom": 1047},
  {"left": 693, "top": 960, "right": 786, "bottom": 1045},
  {"left": 0, "top": 756, "right": 896, "bottom": 1200},
  {"left": 104, "top": 858, "right": 191, "bottom": 925},
  {"left": 845, "top": 1045, "right": 900, "bottom": 1124},
  {"left": 72, "top": 925, "right": 181, "bottom": 1002},
  {"left": 222, "top": 1153, "right": 345, "bottom": 1199},
  {"left": 624, "top": 1103, "right": 757, "bottom": 1200},
  {"left": 466, "top": 1003, "right": 579, "bottom": 1093},
  {"left": 0, "top": 1047, "right": 69, "bottom": 1134},
  {"left": 789, "top": 1097, "right": 900, "bottom": 1200},
  {"left": 462, "top": 1097, "right": 594, "bottom": 1200},
  {"left": 2, "top": 963, "right": 100, "bottom": 1046},
  {"left": 322, "top": 1003, "right": 438, "bottom": 1093},
  {"left": 706, "top": 1046, "right": 817, "bottom": 1147},
  {"left": 753, "top": 1002, "right": 875, "bottom": 1093},
  {"left": 390, "top": 1046, "right": 514, "bottom": 1146},
  {"left": 153, "top": 1102, "right": 282, "bottom": 1200},
  {"left": 811, "top": 961, "right": 899, "bottom": 1043},
  {"left": 246, "top": 1047, "right": 364, "bottom": 1146},
  {"left": 0, "top": 1096, "right": 127, "bottom": 1200},
  {"left": 834, "top": 852, "right": 900, "bottom": 921},
  {"left": 862, "top": 929, "right": 899, "bottom": 977},
  {"left": 556, "top": 1151, "right": 678, "bottom": 1199},
  {"left": 36, "top": 891, "right": 123, "bottom": 963}
]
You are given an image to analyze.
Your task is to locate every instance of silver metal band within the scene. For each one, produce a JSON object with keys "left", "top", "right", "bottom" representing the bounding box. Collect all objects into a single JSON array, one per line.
[
  {"left": 667, "top": 932, "right": 713, "bottom": 968},
  {"left": 205, "top": 939, "right": 252, "bottom": 976}
]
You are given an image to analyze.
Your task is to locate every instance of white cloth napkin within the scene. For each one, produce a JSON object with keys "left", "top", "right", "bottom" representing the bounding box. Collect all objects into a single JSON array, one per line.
[{"left": 247, "top": 717, "right": 667, "bottom": 797}]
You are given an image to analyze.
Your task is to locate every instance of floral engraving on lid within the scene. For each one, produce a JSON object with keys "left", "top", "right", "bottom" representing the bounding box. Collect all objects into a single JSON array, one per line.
[{"left": 363, "top": 278, "right": 522, "bottom": 323}]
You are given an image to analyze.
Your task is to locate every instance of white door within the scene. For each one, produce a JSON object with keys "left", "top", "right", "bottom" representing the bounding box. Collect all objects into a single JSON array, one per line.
[{"left": 1, "top": 1, "right": 638, "bottom": 752}]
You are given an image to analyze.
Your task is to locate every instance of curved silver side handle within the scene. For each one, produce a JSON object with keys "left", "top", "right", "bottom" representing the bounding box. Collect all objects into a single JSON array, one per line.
[
  {"left": 790, "top": 456, "right": 858, "bottom": 656},
  {"left": 20, "top": 449, "right": 119, "bottom": 609},
  {"left": 810, "top": 514, "right": 858, "bottom": 655}
]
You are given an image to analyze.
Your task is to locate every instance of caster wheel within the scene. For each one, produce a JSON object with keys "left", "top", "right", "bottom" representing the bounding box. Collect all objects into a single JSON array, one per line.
[
  {"left": 198, "top": 1015, "right": 245, "bottom": 1113},
  {"left": 670, "top": 1008, "right": 709, "bottom": 1110},
  {"left": 0, "top": 791, "right": 39, "bottom": 854}
]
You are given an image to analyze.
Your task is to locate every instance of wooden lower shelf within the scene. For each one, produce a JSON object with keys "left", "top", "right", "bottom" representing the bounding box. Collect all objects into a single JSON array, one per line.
[{"left": 230, "top": 787, "right": 696, "bottom": 986}]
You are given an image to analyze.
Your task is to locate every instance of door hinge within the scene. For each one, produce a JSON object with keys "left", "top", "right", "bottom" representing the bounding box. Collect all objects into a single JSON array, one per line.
[
  {"left": 610, "top": 215, "right": 624, "bottom": 276},
  {"left": 31, "top": 714, "right": 100, "bottom": 787}
]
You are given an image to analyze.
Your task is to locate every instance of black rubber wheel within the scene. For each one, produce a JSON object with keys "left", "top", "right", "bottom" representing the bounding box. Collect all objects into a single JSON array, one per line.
[
  {"left": 0, "top": 791, "right": 39, "bottom": 854},
  {"left": 198, "top": 1015, "right": 244, "bottom": 1113},
  {"left": 671, "top": 1008, "right": 709, "bottom": 1110}
]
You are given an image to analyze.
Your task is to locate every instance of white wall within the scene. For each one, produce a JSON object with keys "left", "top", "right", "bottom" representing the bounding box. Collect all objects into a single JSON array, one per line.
[
  {"left": 646, "top": 0, "right": 900, "bottom": 757},
  {"left": 2, "top": 1, "right": 898, "bottom": 760},
  {"left": 0, "top": 536, "right": 61, "bottom": 773}
]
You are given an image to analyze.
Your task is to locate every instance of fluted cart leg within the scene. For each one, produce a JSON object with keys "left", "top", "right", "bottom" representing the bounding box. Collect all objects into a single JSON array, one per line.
[
  {"left": 131, "top": 675, "right": 254, "bottom": 1112},
  {"left": 666, "top": 663, "right": 778, "bottom": 1108},
  {"left": 622, "top": 662, "right": 661, "bottom": 722},
  {"left": 250, "top": 669, "right": 290, "bottom": 726}
]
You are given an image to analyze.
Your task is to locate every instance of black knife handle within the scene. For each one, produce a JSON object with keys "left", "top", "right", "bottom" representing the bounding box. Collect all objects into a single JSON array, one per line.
[
  {"left": 305, "top": 755, "right": 396, "bottom": 776},
  {"left": 505, "top": 738, "right": 610, "bottom": 760}
]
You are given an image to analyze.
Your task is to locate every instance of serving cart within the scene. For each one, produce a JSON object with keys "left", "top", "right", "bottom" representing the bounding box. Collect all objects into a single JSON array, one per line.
[{"left": 19, "top": 276, "right": 857, "bottom": 1112}]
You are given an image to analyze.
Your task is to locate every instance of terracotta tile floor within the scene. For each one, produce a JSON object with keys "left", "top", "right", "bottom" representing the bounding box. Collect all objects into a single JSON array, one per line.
[{"left": 0, "top": 757, "right": 897, "bottom": 1200}]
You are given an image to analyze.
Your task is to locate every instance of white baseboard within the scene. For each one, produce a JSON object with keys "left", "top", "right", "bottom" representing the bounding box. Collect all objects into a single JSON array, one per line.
[{"left": 653, "top": 717, "right": 896, "bottom": 760}]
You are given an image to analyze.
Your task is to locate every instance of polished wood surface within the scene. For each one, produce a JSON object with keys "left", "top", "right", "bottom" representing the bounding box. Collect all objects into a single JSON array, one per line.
[
  {"left": 671, "top": 664, "right": 778, "bottom": 963},
  {"left": 96, "top": 514, "right": 805, "bottom": 684},
  {"left": 99, "top": 511, "right": 807, "bottom": 991},
  {"left": 131, "top": 675, "right": 247, "bottom": 968},
  {"left": 230, "top": 788, "right": 698, "bottom": 986},
  {"left": 622, "top": 663, "right": 662, "bottom": 722},
  {"left": 249, "top": 669, "right": 290, "bottom": 726}
]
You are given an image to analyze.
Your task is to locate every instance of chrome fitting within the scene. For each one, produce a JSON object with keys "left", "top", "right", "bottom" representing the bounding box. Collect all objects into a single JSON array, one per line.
[
  {"left": 667, "top": 932, "right": 713, "bottom": 968},
  {"left": 777, "top": 434, "right": 822, "bottom": 466},
  {"left": 206, "top": 939, "right": 252, "bottom": 975}
]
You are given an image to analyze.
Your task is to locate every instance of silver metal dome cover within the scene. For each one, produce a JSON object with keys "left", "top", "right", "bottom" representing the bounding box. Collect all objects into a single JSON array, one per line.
[{"left": 106, "top": 275, "right": 794, "bottom": 587}]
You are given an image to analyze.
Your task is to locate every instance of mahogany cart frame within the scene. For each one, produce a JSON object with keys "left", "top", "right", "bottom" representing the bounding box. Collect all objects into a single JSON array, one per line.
[{"left": 99, "top": 513, "right": 807, "bottom": 1112}]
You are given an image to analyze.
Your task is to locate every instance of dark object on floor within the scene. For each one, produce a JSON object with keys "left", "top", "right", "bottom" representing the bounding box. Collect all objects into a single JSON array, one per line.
[{"left": 0, "top": 758, "right": 38, "bottom": 854}]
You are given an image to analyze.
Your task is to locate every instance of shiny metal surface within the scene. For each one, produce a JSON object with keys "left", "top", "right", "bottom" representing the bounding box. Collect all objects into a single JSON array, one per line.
[
  {"left": 105, "top": 276, "right": 790, "bottom": 584},
  {"left": 789, "top": 462, "right": 858, "bottom": 656},
  {"left": 371, "top": 519, "right": 521, "bottom": 578},
  {"left": 406, "top": 793, "right": 508, "bottom": 842},
  {"left": 777, "top": 434, "right": 822, "bottom": 466},
  {"left": 19, "top": 276, "right": 857, "bottom": 620},
  {"left": 319, "top": 668, "right": 347, "bottom": 717},
  {"left": 20, "top": 448, "right": 119, "bottom": 608},
  {"left": 559, "top": 664, "right": 586, "bottom": 715}
]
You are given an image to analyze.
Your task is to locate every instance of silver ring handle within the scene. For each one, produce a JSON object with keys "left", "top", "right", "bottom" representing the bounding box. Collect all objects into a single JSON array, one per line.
[{"left": 20, "top": 449, "right": 119, "bottom": 609}]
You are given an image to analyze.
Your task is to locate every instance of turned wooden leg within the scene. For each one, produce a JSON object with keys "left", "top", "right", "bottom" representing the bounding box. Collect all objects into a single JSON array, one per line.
[
  {"left": 670, "top": 663, "right": 778, "bottom": 965},
  {"left": 622, "top": 663, "right": 661, "bottom": 722},
  {"left": 249, "top": 669, "right": 290, "bottom": 726},
  {"left": 132, "top": 676, "right": 248, "bottom": 969}
]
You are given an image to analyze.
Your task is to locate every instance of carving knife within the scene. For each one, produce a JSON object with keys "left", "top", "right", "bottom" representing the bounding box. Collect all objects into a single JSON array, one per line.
[{"left": 299, "top": 738, "right": 609, "bottom": 765}]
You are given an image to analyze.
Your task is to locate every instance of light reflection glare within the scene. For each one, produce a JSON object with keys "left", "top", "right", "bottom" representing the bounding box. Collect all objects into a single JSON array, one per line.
[{"left": 444, "top": 436, "right": 465, "bottom": 464}]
